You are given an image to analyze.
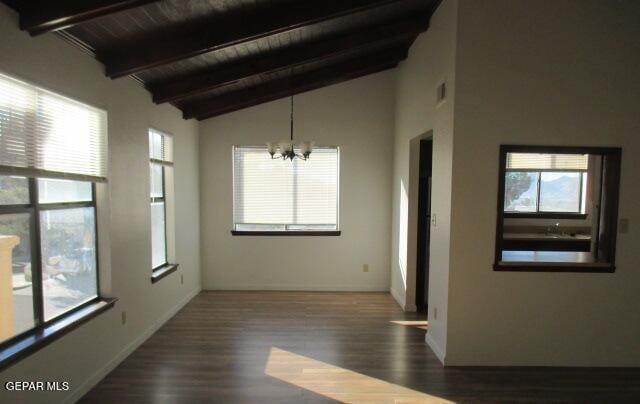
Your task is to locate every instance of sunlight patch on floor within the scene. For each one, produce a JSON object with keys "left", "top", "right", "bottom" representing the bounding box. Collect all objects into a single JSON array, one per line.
[
  {"left": 390, "top": 320, "right": 428, "bottom": 331},
  {"left": 265, "top": 347, "right": 450, "bottom": 403}
]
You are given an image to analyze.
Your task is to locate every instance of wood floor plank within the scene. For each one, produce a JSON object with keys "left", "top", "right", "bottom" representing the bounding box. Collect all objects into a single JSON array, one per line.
[{"left": 80, "top": 292, "right": 640, "bottom": 403}]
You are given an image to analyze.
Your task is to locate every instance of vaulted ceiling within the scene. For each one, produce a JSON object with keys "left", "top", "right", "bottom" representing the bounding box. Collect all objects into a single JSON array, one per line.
[{"left": 3, "top": 0, "right": 442, "bottom": 120}]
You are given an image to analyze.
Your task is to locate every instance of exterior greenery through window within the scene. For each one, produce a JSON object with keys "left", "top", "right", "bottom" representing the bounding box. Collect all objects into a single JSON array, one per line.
[
  {"left": 0, "top": 176, "right": 98, "bottom": 344},
  {"left": 232, "top": 146, "right": 339, "bottom": 232},
  {"left": 0, "top": 72, "right": 107, "bottom": 350}
]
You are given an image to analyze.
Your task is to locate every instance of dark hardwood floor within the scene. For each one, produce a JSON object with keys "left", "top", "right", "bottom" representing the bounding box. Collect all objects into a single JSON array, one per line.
[{"left": 81, "top": 292, "right": 640, "bottom": 403}]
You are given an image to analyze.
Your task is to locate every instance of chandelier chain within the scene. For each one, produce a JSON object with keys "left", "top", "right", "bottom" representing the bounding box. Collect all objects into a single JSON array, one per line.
[{"left": 290, "top": 95, "right": 294, "bottom": 142}]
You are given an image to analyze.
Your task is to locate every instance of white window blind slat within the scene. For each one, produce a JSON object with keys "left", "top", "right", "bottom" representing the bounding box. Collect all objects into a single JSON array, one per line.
[
  {"left": 0, "top": 73, "right": 108, "bottom": 181},
  {"left": 149, "top": 128, "right": 173, "bottom": 164},
  {"left": 506, "top": 153, "right": 589, "bottom": 170},
  {"left": 233, "top": 146, "right": 339, "bottom": 228}
]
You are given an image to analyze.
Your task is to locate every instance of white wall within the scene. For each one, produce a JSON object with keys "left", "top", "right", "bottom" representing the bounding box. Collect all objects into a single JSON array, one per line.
[
  {"left": 390, "top": 0, "right": 458, "bottom": 361},
  {"left": 0, "top": 5, "right": 201, "bottom": 403},
  {"left": 199, "top": 72, "right": 395, "bottom": 291},
  {"left": 445, "top": 0, "right": 640, "bottom": 366}
]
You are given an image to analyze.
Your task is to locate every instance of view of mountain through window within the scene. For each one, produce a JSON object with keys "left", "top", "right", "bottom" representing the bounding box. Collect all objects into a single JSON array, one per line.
[{"left": 504, "top": 153, "right": 588, "bottom": 214}]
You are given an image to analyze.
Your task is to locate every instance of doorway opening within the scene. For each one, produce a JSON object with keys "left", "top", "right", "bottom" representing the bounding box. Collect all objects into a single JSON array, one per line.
[{"left": 415, "top": 139, "right": 432, "bottom": 312}]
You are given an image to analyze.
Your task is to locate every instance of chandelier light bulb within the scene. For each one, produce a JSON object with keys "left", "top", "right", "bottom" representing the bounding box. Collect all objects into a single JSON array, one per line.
[
  {"left": 279, "top": 140, "right": 292, "bottom": 153},
  {"left": 300, "top": 141, "right": 314, "bottom": 156},
  {"left": 266, "top": 142, "right": 277, "bottom": 156}
]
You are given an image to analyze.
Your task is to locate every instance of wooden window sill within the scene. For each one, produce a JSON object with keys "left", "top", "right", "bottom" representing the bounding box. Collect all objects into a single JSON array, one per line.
[
  {"left": 504, "top": 213, "right": 588, "bottom": 220},
  {"left": 230, "top": 230, "right": 341, "bottom": 236},
  {"left": 0, "top": 298, "right": 117, "bottom": 371},
  {"left": 151, "top": 263, "right": 179, "bottom": 283},
  {"left": 494, "top": 262, "right": 615, "bottom": 273}
]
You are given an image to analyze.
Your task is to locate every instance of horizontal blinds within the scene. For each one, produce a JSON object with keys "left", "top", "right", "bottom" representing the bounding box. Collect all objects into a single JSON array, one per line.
[
  {"left": 295, "top": 149, "right": 339, "bottom": 224},
  {"left": 233, "top": 146, "right": 339, "bottom": 225},
  {"left": 149, "top": 128, "right": 173, "bottom": 164},
  {"left": 506, "top": 153, "right": 589, "bottom": 170},
  {"left": 0, "top": 73, "right": 107, "bottom": 181}
]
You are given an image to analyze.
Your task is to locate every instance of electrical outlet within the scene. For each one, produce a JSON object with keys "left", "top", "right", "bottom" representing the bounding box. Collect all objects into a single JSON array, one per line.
[
  {"left": 433, "top": 307, "right": 438, "bottom": 320},
  {"left": 181, "top": 274, "right": 184, "bottom": 284},
  {"left": 121, "top": 311, "right": 127, "bottom": 325},
  {"left": 363, "top": 264, "right": 369, "bottom": 272}
]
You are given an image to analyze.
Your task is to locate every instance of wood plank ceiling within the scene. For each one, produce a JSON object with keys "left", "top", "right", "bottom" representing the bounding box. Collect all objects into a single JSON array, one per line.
[{"left": 3, "top": 0, "right": 442, "bottom": 120}]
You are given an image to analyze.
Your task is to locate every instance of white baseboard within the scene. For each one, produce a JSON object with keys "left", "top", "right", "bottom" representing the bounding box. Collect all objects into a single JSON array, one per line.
[
  {"left": 62, "top": 288, "right": 200, "bottom": 404},
  {"left": 390, "top": 287, "right": 405, "bottom": 309},
  {"left": 425, "top": 332, "right": 446, "bottom": 365},
  {"left": 203, "top": 284, "right": 389, "bottom": 292}
]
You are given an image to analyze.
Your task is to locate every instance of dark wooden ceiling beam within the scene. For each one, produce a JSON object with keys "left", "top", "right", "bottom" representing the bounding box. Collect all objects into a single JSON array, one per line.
[
  {"left": 104, "top": 0, "right": 413, "bottom": 79},
  {"left": 152, "top": 16, "right": 429, "bottom": 105},
  {"left": 183, "top": 45, "right": 411, "bottom": 121},
  {"left": 15, "top": 0, "right": 160, "bottom": 36}
]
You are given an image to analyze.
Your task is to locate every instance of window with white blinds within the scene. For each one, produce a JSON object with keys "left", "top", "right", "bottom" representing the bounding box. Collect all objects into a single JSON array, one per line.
[
  {"left": 233, "top": 146, "right": 339, "bottom": 231},
  {"left": 0, "top": 72, "right": 107, "bottom": 181},
  {"left": 149, "top": 128, "right": 173, "bottom": 164}
]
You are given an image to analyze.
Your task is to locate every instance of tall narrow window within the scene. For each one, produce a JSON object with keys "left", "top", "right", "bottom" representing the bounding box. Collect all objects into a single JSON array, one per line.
[
  {"left": 232, "top": 146, "right": 339, "bottom": 234},
  {"left": 149, "top": 129, "right": 173, "bottom": 271},
  {"left": 0, "top": 72, "right": 106, "bottom": 346}
]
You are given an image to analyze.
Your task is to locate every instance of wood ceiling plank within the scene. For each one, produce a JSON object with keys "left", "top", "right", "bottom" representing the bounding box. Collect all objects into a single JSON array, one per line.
[
  {"left": 103, "top": 0, "right": 413, "bottom": 78},
  {"left": 182, "top": 45, "right": 411, "bottom": 120},
  {"left": 152, "top": 16, "right": 428, "bottom": 104},
  {"left": 15, "top": 0, "right": 161, "bottom": 36}
]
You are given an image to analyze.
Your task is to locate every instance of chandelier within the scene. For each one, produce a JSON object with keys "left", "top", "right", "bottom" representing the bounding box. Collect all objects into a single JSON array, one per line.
[{"left": 266, "top": 96, "right": 314, "bottom": 160}]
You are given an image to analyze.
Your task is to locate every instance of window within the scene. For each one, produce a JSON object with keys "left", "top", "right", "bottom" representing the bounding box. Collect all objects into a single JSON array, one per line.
[
  {"left": 149, "top": 129, "right": 174, "bottom": 273},
  {"left": 232, "top": 146, "right": 339, "bottom": 234},
  {"left": 504, "top": 153, "right": 588, "bottom": 215},
  {"left": 0, "top": 73, "right": 107, "bottom": 179},
  {"left": 495, "top": 145, "right": 622, "bottom": 272},
  {"left": 0, "top": 72, "right": 107, "bottom": 350}
]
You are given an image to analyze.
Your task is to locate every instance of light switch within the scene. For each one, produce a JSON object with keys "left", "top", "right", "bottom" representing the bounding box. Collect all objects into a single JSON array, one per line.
[{"left": 431, "top": 214, "right": 437, "bottom": 227}]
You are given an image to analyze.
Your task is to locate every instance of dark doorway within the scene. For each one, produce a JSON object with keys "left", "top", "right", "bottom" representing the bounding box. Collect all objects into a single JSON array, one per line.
[{"left": 416, "top": 138, "right": 433, "bottom": 312}]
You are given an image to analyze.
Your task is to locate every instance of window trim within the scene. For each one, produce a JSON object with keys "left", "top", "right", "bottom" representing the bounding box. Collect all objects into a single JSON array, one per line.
[
  {"left": 148, "top": 128, "right": 177, "bottom": 282},
  {"left": 494, "top": 145, "right": 622, "bottom": 273},
  {"left": 231, "top": 145, "right": 341, "bottom": 235},
  {"left": 504, "top": 212, "right": 588, "bottom": 220},
  {"left": 0, "top": 177, "right": 110, "bottom": 371},
  {"left": 231, "top": 230, "right": 341, "bottom": 236},
  {"left": 0, "top": 297, "right": 116, "bottom": 371},
  {"left": 150, "top": 163, "right": 168, "bottom": 272},
  {"left": 151, "top": 263, "right": 179, "bottom": 283}
]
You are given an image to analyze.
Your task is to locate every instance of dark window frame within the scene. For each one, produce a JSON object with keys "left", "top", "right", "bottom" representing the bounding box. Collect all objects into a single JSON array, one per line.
[
  {"left": 150, "top": 162, "right": 169, "bottom": 272},
  {"left": 494, "top": 145, "right": 622, "bottom": 273},
  {"left": 0, "top": 177, "right": 110, "bottom": 369},
  {"left": 503, "top": 169, "right": 588, "bottom": 219}
]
